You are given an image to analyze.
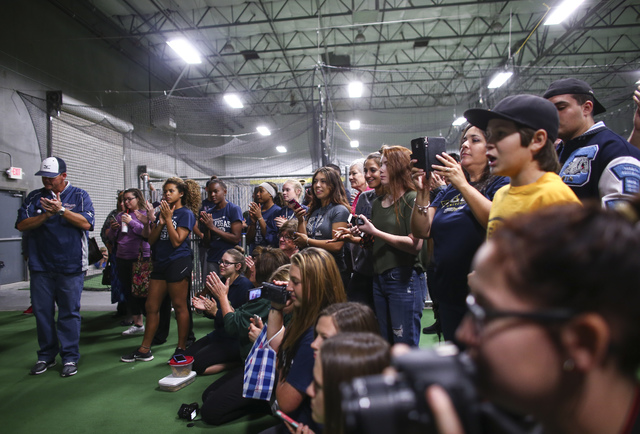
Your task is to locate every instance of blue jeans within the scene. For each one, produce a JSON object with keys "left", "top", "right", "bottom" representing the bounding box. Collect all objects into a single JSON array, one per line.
[
  {"left": 373, "top": 267, "right": 425, "bottom": 346},
  {"left": 30, "top": 271, "right": 84, "bottom": 363}
]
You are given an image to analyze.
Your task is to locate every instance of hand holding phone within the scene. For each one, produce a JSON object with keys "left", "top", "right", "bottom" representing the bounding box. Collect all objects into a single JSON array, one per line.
[
  {"left": 288, "top": 199, "right": 302, "bottom": 211},
  {"left": 347, "top": 214, "right": 365, "bottom": 226},
  {"left": 411, "top": 136, "right": 447, "bottom": 177},
  {"left": 275, "top": 410, "right": 299, "bottom": 429}
]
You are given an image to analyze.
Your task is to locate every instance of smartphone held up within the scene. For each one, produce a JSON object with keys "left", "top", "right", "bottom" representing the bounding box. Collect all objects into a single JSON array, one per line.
[{"left": 410, "top": 137, "right": 447, "bottom": 178}]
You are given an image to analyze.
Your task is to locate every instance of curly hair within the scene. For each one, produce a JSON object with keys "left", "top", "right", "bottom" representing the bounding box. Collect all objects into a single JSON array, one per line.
[{"left": 164, "top": 177, "right": 202, "bottom": 217}]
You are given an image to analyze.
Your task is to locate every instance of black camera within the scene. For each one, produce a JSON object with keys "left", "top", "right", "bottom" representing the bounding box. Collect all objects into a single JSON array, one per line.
[
  {"left": 341, "top": 344, "right": 481, "bottom": 434},
  {"left": 247, "top": 282, "right": 290, "bottom": 305},
  {"left": 348, "top": 214, "right": 366, "bottom": 226},
  {"left": 178, "top": 402, "right": 199, "bottom": 421}
]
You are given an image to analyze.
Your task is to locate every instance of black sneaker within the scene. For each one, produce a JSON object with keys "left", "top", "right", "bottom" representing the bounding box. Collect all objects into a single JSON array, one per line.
[
  {"left": 29, "top": 360, "right": 56, "bottom": 375},
  {"left": 121, "top": 349, "right": 154, "bottom": 363},
  {"left": 60, "top": 362, "right": 78, "bottom": 377}
]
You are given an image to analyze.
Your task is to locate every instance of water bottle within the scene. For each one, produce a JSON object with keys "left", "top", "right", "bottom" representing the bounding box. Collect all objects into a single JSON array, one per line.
[{"left": 121, "top": 211, "right": 129, "bottom": 233}]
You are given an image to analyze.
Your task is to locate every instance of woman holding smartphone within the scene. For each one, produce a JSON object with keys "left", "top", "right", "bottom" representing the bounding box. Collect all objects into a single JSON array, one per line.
[
  {"left": 276, "top": 179, "right": 308, "bottom": 227},
  {"left": 120, "top": 177, "right": 201, "bottom": 363},
  {"left": 410, "top": 125, "right": 508, "bottom": 341},
  {"left": 294, "top": 167, "right": 351, "bottom": 285},
  {"left": 356, "top": 145, "right": 427, "bottom": 346},
  {"left": 332, "top": 152, "right": 383, "bottom": 309}
]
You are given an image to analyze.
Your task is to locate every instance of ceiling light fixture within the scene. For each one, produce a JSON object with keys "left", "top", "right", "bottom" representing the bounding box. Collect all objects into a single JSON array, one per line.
[
  {"left": 276, "top": 146, "right": 287, "bottom": 153},
  {"left": 350, "top": 140, "right": 359, "bottom": 148},
  {"left": 167, "top": 39, "right": 202, "bottom": 64},
  {"left": 355, "top": 31, "right": 366, "bottom": 43},
  {"left": 544, "top": 0, "right": 586, "bottom": 25},
  {"left": 223, "top": 94, "right": 243, "bottom": 109},
  {"left": 257, "top": 126, "right": 271, "bottom": 136},
  {"left": 348, "top": 81, "right": 363, "bottom": 98},
  {"left": 349, "top": 120, "right": 361, "bottom": 130},
  {"left": 452, "top": 117, "right": 467, "bottom": 126},
  {"left": 487, "top": 71, "right": 513, "bottom": 89},
  {"left": 221, "top": 39, "right": 235, "bottom": 54}
]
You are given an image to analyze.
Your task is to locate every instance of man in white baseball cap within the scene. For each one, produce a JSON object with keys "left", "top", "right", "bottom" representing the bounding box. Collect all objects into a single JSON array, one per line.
[{"left": 16, "top": 156, "right": 95, "bottom": 378}]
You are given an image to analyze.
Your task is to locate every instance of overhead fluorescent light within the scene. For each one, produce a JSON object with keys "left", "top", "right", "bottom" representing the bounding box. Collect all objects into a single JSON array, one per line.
[
  {"left": 167, "top": 39, "right": 202, "bottom": 64},
  {"left": 452, "top": 117, "right": 467, "bottom": 126},
  {"left": 223, "top": 94, "right": 243, "bottom": 109},
  {"left": 257, "top": 126, "right": 271, "bottom": 136},
  {"left": 350, "top": 140, "right": 359, "bottom": 148},
  {"left": 276, "top": 146, "right": 287, "bottom": 153},
  {"left": 488, "top": 71, "right": 513, "bottom": 89},
  {"left": 349, "top": 120, "right": 361, "bottom": 130},
  {"left": 348, "top": 81, "right": 363, "bottom": 98},
  {"left": 544, "top": 0, "right": 586, "bottom": 25}
]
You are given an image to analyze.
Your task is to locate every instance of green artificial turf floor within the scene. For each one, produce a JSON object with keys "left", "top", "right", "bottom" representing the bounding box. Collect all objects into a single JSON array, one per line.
[{"left": 0, "top": 308, "right": 438, "bottom": 433}]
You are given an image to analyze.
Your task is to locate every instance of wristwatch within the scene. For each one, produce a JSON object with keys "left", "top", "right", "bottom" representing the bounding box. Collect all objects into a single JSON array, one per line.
[{"left": 58, "top": 206, "right": 66, "bottom": 216}]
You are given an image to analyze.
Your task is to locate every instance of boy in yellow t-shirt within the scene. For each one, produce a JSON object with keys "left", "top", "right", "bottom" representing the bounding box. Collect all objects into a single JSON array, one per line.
[{"left": 464, "top": 94, "right": 581, "bottom": 238}]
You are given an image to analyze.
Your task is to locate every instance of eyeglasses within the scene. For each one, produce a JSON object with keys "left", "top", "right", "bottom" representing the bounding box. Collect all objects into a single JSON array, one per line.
[
  {"left": 124, "top": 197, "right": 136, "bottom": 202},
  {"left": 465, "top": 294, "right": 575, "bottom": 335},
  {"left": 279, "top": 234, "right": 295, "bottom": 241},
  {"left": 218, "top": 260, "right": 240, "bottom": 267}
]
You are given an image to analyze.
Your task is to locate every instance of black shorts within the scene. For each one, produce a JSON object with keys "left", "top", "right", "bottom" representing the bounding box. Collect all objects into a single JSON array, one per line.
[{"left": 151, "top": 255, "right": 193, "bottom": 283}]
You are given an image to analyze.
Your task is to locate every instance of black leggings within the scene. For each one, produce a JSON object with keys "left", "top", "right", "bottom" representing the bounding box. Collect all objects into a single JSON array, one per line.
[
  {"left": 184, "top": 333, "right": 241, "bottom": 375},
  {"left": 115, "top": 257, "right": 146, "bottom": 316},
  {"left": 200, "top": 366, "right": 271, "bottom": 425}
]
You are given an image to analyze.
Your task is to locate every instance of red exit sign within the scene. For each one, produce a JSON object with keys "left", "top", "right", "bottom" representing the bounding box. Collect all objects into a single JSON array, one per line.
[{"left": 7, "top": 167, "right": 23, "bottom": 180}]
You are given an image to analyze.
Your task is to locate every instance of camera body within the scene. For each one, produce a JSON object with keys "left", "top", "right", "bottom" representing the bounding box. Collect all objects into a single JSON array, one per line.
[
  {"left": 341, "top": 345, "right": 481, "bottom": 434},
  {"left": 411, "top": 136, "right": 447, "bottom": 177},
  {"left": 347, "top": 214, "right": 366, "bottom": 226},
  {"left": 247, "top": 282, "right": 290, "bottom": 305},
  {"left": 178, "top": 402, "right": 199, "bottom": 421}
]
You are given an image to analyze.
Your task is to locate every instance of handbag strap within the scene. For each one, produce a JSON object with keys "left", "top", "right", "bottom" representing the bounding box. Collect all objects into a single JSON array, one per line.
[
  {"left": 265, "top": 326, "right": 285, "bottom": 348},
  {"left": 137, "top": 237, "right": 145, "bottom": 262}
]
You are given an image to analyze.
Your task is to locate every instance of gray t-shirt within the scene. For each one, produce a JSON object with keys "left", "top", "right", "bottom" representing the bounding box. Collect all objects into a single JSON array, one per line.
[{"left": 306, "top": 203, "right": 350, "bottom": 270}]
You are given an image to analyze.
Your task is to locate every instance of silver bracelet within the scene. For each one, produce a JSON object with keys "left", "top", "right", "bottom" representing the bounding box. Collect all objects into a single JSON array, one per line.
[{"left": 415, "top": 203, "right": 430, "bottom": 214}]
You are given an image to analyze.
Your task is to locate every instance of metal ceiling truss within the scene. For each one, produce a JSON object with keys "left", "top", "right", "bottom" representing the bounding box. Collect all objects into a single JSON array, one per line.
[{"left": 50, "top": 0, "right": 640, "bottom": 115}]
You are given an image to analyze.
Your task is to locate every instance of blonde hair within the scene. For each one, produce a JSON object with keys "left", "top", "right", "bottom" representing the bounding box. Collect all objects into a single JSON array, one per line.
[
  {"left": 283, "top": 179, "right": 304, "bottom": 201},
  {"left": 278, "top": 248, "right": 347, "bottom": 378}
]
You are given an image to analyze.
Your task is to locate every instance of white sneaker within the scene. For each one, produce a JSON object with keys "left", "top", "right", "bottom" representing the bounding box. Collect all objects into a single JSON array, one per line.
[{"left": 122, "top": 325, "right": 145, "bottom": 336}]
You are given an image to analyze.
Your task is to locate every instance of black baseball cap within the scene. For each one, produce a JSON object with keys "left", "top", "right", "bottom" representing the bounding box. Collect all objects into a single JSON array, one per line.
[
  {"left": 35, "top": 156, "right": 67, "bottom": 177},
  {"left": 464, "top": 94, "right": 559, "bottom": 142},
  {"left": 543, "top": 78, "right": 606, "bottom": 115}
]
